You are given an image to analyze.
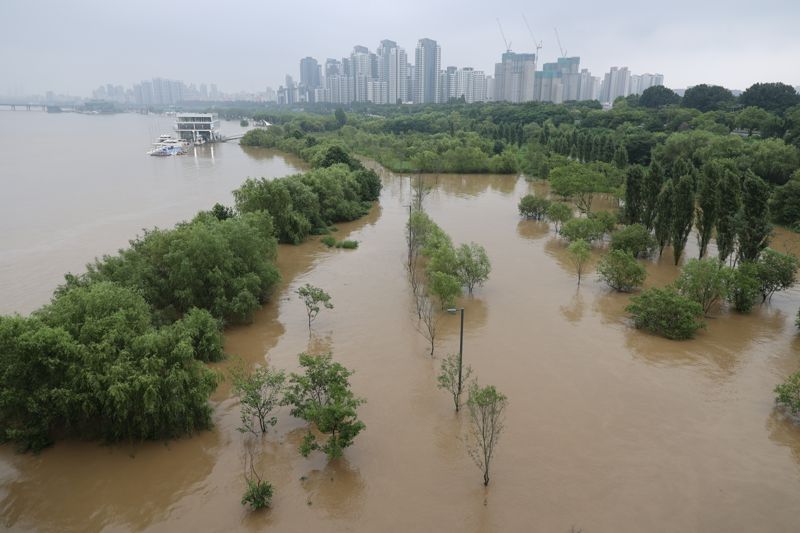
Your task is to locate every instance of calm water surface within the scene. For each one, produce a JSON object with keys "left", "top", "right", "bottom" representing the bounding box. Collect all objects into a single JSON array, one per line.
[
  {"left": 1, "top": 113, "right": 800, "bottom": 532},
  {"left": 0, "top": 111, "right": 304, "bottom": 314}
]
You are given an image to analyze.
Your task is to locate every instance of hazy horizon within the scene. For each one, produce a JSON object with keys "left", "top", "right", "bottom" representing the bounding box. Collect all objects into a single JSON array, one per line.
[{"left": 2, "top": 0, "right": 799, "bottom": 97}]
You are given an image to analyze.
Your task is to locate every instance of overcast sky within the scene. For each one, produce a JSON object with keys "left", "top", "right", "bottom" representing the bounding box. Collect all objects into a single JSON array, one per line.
[{"left": 2, "top": 0, "right": 799, "bottom": 96}]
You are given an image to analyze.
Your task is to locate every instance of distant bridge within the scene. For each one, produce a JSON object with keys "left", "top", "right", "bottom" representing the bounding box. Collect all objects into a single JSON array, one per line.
[{"left": 0, "top": 103, "right": 49, "bottom": 111}]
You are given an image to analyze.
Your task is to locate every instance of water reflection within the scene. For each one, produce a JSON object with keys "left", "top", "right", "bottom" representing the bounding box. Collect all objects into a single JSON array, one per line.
[
  {"left": 0, "top": 431, "right": 220, "bottom": 532},
  {"left": 295, "top": 444, "right": 365, "bottom": 520},
  {"left": 623, "top": 306, "right": 787, "bottom": 378},
  {"left": 560, "top": 287, "right": 587, "bottom": 324},
  {"left": 516, "top": 219, "right": 551, "bottom": 241},
  {"left": 767, "top": 410, "right": 800, "bottom": 468}
]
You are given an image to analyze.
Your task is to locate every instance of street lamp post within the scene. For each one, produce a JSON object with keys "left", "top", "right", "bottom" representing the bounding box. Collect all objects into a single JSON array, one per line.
[{"left": 447, "top": 307, "right": 465, "bottom": 397}]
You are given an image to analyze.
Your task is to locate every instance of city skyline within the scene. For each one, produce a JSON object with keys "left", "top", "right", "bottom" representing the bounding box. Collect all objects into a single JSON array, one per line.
[{"left": 2, "top": 0, "right": 799, "bottom": 97}]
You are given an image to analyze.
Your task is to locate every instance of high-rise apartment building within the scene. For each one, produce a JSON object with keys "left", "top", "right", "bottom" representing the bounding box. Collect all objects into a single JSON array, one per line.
[
  {"left": 414, "top": 38, "right": 441, "bottom": 104},
  {"left": 600, "top": 67, "right": 631, "bottom": 103},
  {"left": 378, "top": 40, "right": 409, "bottom": 104},
  {"left": 493, "top": 52, "right": 537, "bottom": 103}
]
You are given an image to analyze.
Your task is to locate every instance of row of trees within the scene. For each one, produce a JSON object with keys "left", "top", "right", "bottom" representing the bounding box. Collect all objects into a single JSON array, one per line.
[
  {"left": 406, "top": 208, "right": 491, "bottom": 355},
  {"left": 402, "top": 191, "right": 507, "bottom": 487}
]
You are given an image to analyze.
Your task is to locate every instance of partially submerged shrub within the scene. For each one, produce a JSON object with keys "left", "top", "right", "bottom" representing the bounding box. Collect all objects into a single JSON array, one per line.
[
  {"left": 597, "top": 250, "right": 646, "bottom": 292},
  {"left": 626, "top": 287, "right": 705, "bottom": 340}
]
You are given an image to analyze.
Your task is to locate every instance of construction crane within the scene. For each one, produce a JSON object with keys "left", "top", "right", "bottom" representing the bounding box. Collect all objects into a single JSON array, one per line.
[
  {"left": 521, "top": 13, "right": 543, "bottom": 59},
  {"left": 496, "top": 18, "right": 512, "bottom": 52},
  {"left": 554, "top": 27, "right": 567, "bottom": 58}
]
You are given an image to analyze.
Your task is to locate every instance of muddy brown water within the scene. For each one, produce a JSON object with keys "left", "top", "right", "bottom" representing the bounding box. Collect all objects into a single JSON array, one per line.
[{"left": 2, "top": 121, "right": 800, "bottom": 532}]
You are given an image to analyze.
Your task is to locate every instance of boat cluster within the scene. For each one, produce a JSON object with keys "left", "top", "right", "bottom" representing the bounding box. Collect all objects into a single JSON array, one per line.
[{"left": 147, "top": 134, "right": 204, "bottom": 156}]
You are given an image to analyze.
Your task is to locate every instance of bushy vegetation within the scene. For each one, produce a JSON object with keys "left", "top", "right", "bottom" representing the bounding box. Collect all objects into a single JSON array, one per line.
[
  {"left": 66, "top": 211, "right": 280, "bottom": 325},
  {"left": 626, "top": 287, "right": 705, "bottom": 340},
  {"left": 560, "top": 217, "right": 606, "bottom": 243},
  {"left": 674, "top": 258, "right": 733, "bottom": 315},
  {"left": 518, "top": 194, "right": 550, "bottom": 220},
  {"left": 0, "top": 282, "right": 219, "bottom": 451},
  {"left": 597, "top": 250, "right": 647, "bottom": 292},
  {"left": 285, "top": 353, "right": 366, "bottom": 460},
  {"left": 610, "top": 224, "right": 656, "bottom": 257}
]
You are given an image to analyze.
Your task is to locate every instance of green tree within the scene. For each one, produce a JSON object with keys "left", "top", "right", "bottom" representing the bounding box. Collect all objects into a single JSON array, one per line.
[
  {"left": 518, "top": 194, "right": 551, "bottom": 220},
  {"left": 242, "top": 448, "right": 274, "bottom": 510},
  {"left": 334, "top": 108, "right": 347, "bottom": 128},
  {"left": 674, "top": 258, "right": 733, "bottom": 315},
  {"left": 286, "top": 353, "right": 366, "bottom": 460},
  {"left": 716, "top": 169, "right": 741, "bottom": 263},
  {"left": 735, "top": 106, "right": 781, "bottom": 136},
  {"left": 231, "top": 365, "right": 286, "bottom": 434},
  {"left": 639, "top": 85, "right": 681, "bottom": 108},
  {"left": 775, "top": 371, "right": 800, "bottom": 415},
  {"left": 466, "top": 383, "right": 508, "bottom": 486},
  {"left": 769, "top": 176, "right": 800, "bottom": 228},
  {"left": 597, "top": 250, "right": 647, "bottom": 292},
  {"left": 429, "top": 271, "right": 463, "bottom": 309},
  {"left": 567, "top": 239, "right": 592, "bottom": 285},
  {"left": 456, "top": 243, "right": 491, "bottom": 294},
  {"left": 626, "top": 287, "right": 705, "bottom": 340},
  {"left": 610, "top": 224, "right": 656, "bottom": 257},
  {"left": 546, "top": 202, "right": 573, "bottom": 234},
  {"left": 437, "top": 353, "right": 474, "bottom": 412},
  {"left": 671, "top": 175, "right": 696, "bottom": 265},
  {"left": 623, "top": 166, "right": 645, "bottom": 224},
  {"left": 726, "top": 262, "right": 761, "bottom": 313},
  {"left": 642, "top": 160, "right": 665, "bottom": 230},
  {"left": 613, "top": 144, "right": 629, "bottom": 169},
  {"left": 739, "top": 82, "right": 800, "bottom": 116},
  {"left": 653, "top": 180, "right": 674, "bottom": 255},
  {"left": 561, "top": 218, "right": 605, "bottom": 243},
  {"left": 756, "top": 248, "right": 799, "bottom": 302},
  {"left": 736, "top": 171, "right": 772, "bottom": 263},
  {"left": 296, "top": 284, "right": 334, "bottom": 330},
  {"left": 695, "top": 162, "right": 720, "bottom": 258},
  {"left": 682, "top": 84, "right": 734, "bottom": 113},
  {"left": 549, "top": 164, "right": 603, "bottom": 214},
  {"left": 0, "top": 282, "right": 219, "bottom": 451}
]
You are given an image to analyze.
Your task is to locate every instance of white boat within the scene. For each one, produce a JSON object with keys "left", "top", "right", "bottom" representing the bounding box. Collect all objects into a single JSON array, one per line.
[{"left": 147, "top": 134, "right": 189, "bottom": 156}]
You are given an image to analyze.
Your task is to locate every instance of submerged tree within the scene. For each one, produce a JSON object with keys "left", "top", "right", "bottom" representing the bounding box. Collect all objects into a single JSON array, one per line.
[
  {"left": 715, "top": 169, "right": 741, "bottom": 264},
  {"left": 466, "top": 383, "right": 508, "bottom": 486},
  {"left": 241, "top": 444, "right": 274, "bottom": 510},
  {"left": 567, "top": 239, "right": 592, "bottom": 285},
  {"left": 546, "top": 202, "right": 573, "bottom": 234},
  {"left": 653, "top": 180, "right": 674, "bottom": 256},
  {"left": 456, "top": 243, "right": 491, "bottom": 294},
  {"left": 416, "top": 293, "right": 440, "bottom": 356},
  {"left": 642, "top": 160, "right": 665, "bottom": 230},
  {"left": 736, "top": 171, "right": 772, "bottom": 263},
  {"left": 623, "top": 165, "right": 645, "bottom": 224},
  {"left": 231, "top": 365, "right": 286, "bottom": 434},
  {"left": 285, "top": 353, "right": 366, "bottom": 460},
  {"left": 671, "top": 175, "right": 696, "bottom": 265},
  {"left": 296, "top": 284, "right": 334, "bottom": 330},
  {"left": 695, "top": 163, "right": 720, "bottom": 258},
  {"left": 437, "top": 353, "right": 473, "bottom": 412}
]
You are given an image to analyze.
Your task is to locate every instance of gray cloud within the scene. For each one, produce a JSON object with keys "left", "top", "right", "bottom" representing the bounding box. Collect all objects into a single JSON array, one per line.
[{"left": 2, "top": 0, "right": 799, "bottom": 96}]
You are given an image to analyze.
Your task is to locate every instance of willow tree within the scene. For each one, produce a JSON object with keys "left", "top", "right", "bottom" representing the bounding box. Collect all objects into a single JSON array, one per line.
[{"left": 671, "top": 175, "right": 696, "bottom": 265}]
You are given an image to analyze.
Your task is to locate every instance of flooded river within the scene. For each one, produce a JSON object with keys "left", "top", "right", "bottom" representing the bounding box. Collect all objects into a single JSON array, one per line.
[{"left": 1, "top": 113, "right": 800, "bottom": 532}]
